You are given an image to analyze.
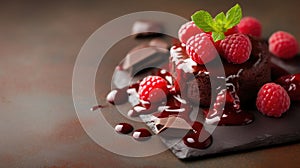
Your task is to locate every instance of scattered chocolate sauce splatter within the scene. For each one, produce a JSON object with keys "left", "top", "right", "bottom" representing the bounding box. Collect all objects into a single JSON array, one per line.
[
  {"left": 114, "top": 123, "right": 134, "bottom": 134},
  {"left": 132, "top": 128, "right": 152, "bottom": 141}
]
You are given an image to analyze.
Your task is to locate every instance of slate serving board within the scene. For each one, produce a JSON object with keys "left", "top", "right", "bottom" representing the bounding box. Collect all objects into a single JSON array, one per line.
[{"left": 112, "top": 52, "right": 300, "bottom": 159}]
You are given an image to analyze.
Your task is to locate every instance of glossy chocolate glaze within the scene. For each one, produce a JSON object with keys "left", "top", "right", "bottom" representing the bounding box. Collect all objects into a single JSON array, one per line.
[{"left": 275, "top": 73, "right": 300, "bottom": 101}]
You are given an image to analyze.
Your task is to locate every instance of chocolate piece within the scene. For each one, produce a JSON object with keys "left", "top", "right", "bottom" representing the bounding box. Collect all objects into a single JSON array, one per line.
[
  {"left": 149, "top": 38, "right": 169, "bottom": 49},
  {"left": 132, "top": 20, "right": 164, "bottom": 38},
  {"left": 154, "top": 116, "right": 193, "bottom": 137},
  {"left": 121, "top": 40, "right": 170, "bottom": 75}
]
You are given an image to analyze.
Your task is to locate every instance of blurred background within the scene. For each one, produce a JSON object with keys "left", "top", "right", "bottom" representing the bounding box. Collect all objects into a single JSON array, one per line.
[{"left": 1, "top": 0, "right": 300, "bottom": 167}]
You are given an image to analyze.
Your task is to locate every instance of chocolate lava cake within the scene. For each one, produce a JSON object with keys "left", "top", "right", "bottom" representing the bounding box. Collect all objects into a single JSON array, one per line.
[{"left": 170, "top": 36, "right": 271, "bottom": 107}]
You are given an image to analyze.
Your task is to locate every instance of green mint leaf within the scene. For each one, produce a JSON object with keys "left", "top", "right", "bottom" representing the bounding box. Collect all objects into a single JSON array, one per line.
[
  {"left": 215, "top": 12, "right": 226, "bottom": 24},
  {"left": 214, "top": 12, "right": 226, "bottom": 32},
  {"left": 212, "top": 32, "right": 225, "bottom": 42},
  {"left": 191, "top": 3, "right": 242, "bottom": 42},
  {"left": 225, "top": 4, "right": 242, "bottom": 29},
  {"left": 191, "top": 10, "right": 215, "bottom": 32}
]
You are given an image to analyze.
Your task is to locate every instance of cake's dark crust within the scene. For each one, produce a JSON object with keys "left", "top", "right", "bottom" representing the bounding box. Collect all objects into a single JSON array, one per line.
[
  {"left": 186, "top": 72, "right": 212, "bottom": 107},
  {"left": 170, "top": 36, "right": 271, "bottom": 107},
  {"left": 236, "top": 37, "right": 271, "bottom": 106}
]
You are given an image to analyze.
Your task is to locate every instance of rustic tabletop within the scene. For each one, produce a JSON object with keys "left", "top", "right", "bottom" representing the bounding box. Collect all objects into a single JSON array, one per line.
[{"left": 1, "top": 0, "right": 300, "bottom": 167}]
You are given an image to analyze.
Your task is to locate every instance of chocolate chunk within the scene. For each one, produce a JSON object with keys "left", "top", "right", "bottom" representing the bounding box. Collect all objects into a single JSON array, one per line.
[
  {"left": 132, "top": 20, "right": 164, "bottom": 38},
  {"left": 149, "top": 38, "right": 169, "bottom": 49},
  {"left": 121, "top": 39, "right": 170, "bottom": 75},
  {"left": 123, "top": 46, "right": 168, "bottom": 70},
  {"left": 155, "top": 116, "right": 193, "bottom": 138}
]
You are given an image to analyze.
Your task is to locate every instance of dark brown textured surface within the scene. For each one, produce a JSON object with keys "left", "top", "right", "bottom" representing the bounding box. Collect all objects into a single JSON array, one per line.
[{"left": 1, "top": 0, "right": 300, "bottom": 167}]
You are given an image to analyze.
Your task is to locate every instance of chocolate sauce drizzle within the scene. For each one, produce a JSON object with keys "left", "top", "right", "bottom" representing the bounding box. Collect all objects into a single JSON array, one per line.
[
  {"left": 204, "top": 70, "right": 254, "bottom": 126},
  {"left": 97, "top": 37, "right": 277, "bottom": 149}
]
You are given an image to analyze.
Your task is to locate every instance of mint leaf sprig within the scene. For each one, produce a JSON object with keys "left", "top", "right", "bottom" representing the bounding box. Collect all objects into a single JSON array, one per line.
[{"left": 191, "top": 4, "right": 242, "bottom": 42}]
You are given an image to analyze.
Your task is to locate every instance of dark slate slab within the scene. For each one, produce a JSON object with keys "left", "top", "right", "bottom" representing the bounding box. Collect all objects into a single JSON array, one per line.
[{"left": 114, "top": 40, "right": 300, "bottom": 159}]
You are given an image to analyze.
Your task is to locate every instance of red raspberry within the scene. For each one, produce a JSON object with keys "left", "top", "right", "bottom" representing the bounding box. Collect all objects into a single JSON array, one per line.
[
  {"left": 224, "top": 26, "right": 239, "bottom": 36},
  {"left": 186, "top": 33, "right": 218, "bottom": 65},
  {"left": 269, "top": 31, "right": 299, "bottom": 59},
  {"left": 204, "top": 27, "right": 238, "bottom": 53},
  {"left": 237, "top": 16, "right": 262, "bottom": 38},
  {"left": 178, "top": 21, "right": 203, "bottom": 44},
  {"left": 138, "top": 76, "right": 168, "bottom": 102},
  {"left": 256, "top": 83, "right": 291, "bottom": 117},
  {"left": 218, "top": 33, "right": 252, "bottom": 64}
]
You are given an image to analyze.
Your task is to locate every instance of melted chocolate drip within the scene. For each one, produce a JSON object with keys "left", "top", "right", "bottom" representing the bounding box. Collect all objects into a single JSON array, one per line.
[
  {"left": 183, "top": 122, "right": 212, "bottom": 149},
  {"left": 90, "top": 105, "right": 107, "bottom": 111},
  {"left": 276, "top": 73, "right": 300, "bottom": 101},
  {"left": 204, "top": 82, "right": 254, "bottom": 126},
  {"left": 152, "top": 95, "right": 192, "bottom": 121}
]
